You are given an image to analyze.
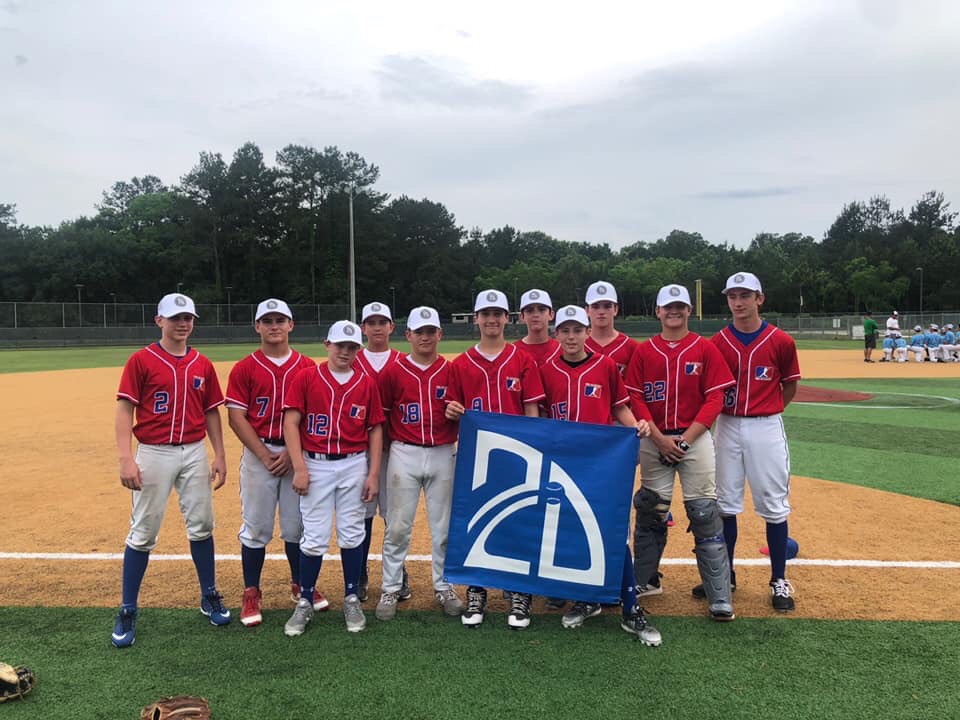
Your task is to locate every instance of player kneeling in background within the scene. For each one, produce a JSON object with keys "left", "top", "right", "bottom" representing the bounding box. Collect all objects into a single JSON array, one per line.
[
  {"left": 909, "top": 325, "right": 926, "bottom": 362},
  {"left": 226, "top": 299, "right": 329, "bottom": 627},
  {"left": 709, "top": 273, "right": 801, "bottom": 612},
  {"left": 540, "top": 305, "right": 661, "bottom": 645},
  {"left": 112, "top": 293, "right": 230, "bottom": 648},
  {"left": 625, "top": 284, "right": 737, "bottom": 622},
  {"left": 282, "top": 321, "right": 385, "bottom": 635},
  {"left": 375, "top": 307, "right": 464, "bottom": 621},
  {"left": 445, "top": 289, "right": 545, "bottom": 630}
]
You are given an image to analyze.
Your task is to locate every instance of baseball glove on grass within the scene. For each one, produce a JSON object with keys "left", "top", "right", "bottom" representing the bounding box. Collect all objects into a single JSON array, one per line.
[
  {"left": 140, "top": 695, "right": 211, "bottom": 720},
  {"left": 0, "top": 662, "right": 36, "bottom": 703}
]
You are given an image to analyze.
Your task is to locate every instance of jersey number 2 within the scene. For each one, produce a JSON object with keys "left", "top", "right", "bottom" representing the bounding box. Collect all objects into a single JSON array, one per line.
[{"left": 153, "top": 391, "right": 169, "bottom": 414}]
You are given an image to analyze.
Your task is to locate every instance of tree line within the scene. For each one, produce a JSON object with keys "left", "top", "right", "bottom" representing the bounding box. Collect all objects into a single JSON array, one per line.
[{"left": 1, "top": 141, "right": 957, "bottom": 316}]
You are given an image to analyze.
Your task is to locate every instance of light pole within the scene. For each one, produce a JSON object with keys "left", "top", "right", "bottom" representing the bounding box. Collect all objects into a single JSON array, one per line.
[
  {"left": 916, "top": 267, "right": 923, "bottom": 324},
  {"left": 513, "top": 277, "right": 519, "bottom": 312},
  {"left": 226, "top": 285, "right": 232, "bottom": 325},
  {"left": 75, "top": 284, "right": 84, "bottom": 327},
  {"left": 389, "top": 285, "right": 396, "bottom": 314},
  {"left": 110, "top": 292, "right": 117, "bottom": 327},
  {"left": 348, "top": 183, "right": 357, "bottom": 323},
  {"left": 176, "top": 282, "right": 183, "bottom": 293}
]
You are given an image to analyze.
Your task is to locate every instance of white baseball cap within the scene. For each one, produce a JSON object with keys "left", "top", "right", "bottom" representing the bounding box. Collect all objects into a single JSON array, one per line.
[
  {"left": 585, "top": 281, "right": 618, "bottom": 305},
  {"left": 407, "top": 306, "right": 441, "bottom": 331},
  {"left": 326, "top": 320, "right": 363, "bottom": 344},
  {"left": 892, "top": 311, "right": 898, "bottom": 316},
  {"left": 554, "top": 305, "right": 589, "bottom": 327},
  {"left": 255, "top": 298, "right": 293, "bottom": 321},
  {"left": 656, "top": 284, "right": 693, "bottom": 308},
  {"left": 722, "top": 272, "right": 763, "bottom": 294},
  {"left": 930, "top": 323, "right": 939, "bottom": 330},
  {"left": 157, "top": 293, "right": 198, "bottom": 318},
  {"left": 361, "top": 301, "right": 393, "bottom": 322},
  {"left": 520, "top": 289, "right": 553, "bottom": 310},
  {"left": 474, "top": 289, "right": 509, "bottom": 312},
  {"left": 914, "top": 325, "right": 922, "bottom": 332},
  {"left": 947, "top": 324, "right": 955, "bottom": 330}
]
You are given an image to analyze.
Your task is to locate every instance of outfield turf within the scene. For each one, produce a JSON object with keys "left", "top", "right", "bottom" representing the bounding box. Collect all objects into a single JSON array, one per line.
[{"left": 1, "top": 607, "right": 955, "bottom": 720}]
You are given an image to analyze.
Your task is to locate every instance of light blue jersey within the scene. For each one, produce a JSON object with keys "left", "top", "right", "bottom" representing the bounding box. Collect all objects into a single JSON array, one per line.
[
  {"left": 895, "top": 337, "right": 907, "bottom": 350},
  {"left": 882, "top": 336, "right": 895, "bottom": 350},
  {"left": 910, "top": 333, "right": 925, "bottom": 348},
  {"left": 943, "top": 331, "right": 955, "bottom": 344},
  {"left": 926, "top": 332, "right": 942, "bottom": 349}
]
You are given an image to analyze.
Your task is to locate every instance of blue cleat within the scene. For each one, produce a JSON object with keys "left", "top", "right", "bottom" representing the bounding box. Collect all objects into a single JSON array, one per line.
[
  {"left": 200, "top": 591, "right": 232, "bottom": 626},
  {"left": 111, "top": 606, "right": 137, "bottom": 648}
]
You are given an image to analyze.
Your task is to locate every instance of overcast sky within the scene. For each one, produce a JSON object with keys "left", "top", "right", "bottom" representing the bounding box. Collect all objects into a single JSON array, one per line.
[{"left": 2, "top": 0, "right": 958, "bottom": 248}]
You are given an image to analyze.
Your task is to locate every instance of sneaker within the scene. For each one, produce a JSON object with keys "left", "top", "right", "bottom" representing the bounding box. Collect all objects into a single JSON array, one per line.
[
  {"left": 200, "top": 591, "right": 231, "bottom": 626},
  {"left": 770, "top": 578, "right": 796, "bottom": 612},
  {"left": 508, "top": 592, "right": 532, "bottom": 630},
  {"left": 284, "top": 597, "right": 314, "bottom": 636},
  {"left": 636, "top": 572, "right": 663, "bottom": 598},
  {"left": 435, "top": 587, "right": 465, "bottom": 617},
  {"left": 343, "top": 594, "right": 366, "bottom": 632},
  {"left": 240, "top": 587, "right": 262, "bottom": 627},
  {"left": 692, "top": 571, "right": 736, "bottom": 599},
  {"left": 709, "top": 603, "right": 736, "bottom": 622},
  {"left": 111, "top": 606, "right": 137, "bottom": 648},
  {"left": 544, "top": 597, "right": 567, "bottom": 611},
  {"left": 290, "top": 581, "right": 300, "bottom": 604},
  {"left": 312, "top": 590, "right": 330, "bottom": 612},
  {"left": 376, "top": 591, "right": 400, "bottom": 621},
  {"left": 398, "top": 566, "right": 412, "bottom": 601},
  {"left": 561, "top": 601, "right": 602, "bottom": 629},
  {"left": 620, "top": 608, "right": 662, "bottom": 647},
  {"left": 461, "top": 587, "right": 487, "bottom": 627},
  {"left": 358, "top": 574, "right": 369, "bottom": 603}
]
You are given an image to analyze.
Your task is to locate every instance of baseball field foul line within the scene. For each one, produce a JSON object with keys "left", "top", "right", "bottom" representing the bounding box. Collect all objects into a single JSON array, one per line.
[{"left": 1, "top": 552, "right": 958, "bottom": 569}]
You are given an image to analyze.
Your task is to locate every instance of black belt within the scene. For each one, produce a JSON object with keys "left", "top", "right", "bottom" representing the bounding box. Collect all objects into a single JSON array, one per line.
[
  {"left": 662, "top": 428, "right": 688, "bottom": 436},
  {"left": 307, "top": 451, "right": 363, "bottom": 461},
  {"left": 261, "top": 437, "right": 285, "bottom": 446}
]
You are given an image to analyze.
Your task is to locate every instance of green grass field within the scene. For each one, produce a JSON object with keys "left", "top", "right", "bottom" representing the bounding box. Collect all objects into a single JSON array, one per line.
[{"left": 2, "top": 347, "right": 958, "bottom": 718}]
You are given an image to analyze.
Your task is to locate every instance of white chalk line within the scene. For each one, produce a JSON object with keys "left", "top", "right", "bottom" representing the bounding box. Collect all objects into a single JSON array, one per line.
[{"left": 0, "top": 552, "right": 957, "bottom": 569}]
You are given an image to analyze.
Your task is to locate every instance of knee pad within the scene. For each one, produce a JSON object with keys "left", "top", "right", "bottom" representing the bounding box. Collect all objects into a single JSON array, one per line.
[
  {"left": 633, "top": 488, "right": 670, "bottom": 585},
  {"left": 685, "top": 499, "right": 732, "bottom": 609},
  {"left": 685, "top": 498, "right": 723, "bottom": 541},
  {"left": 633, "top": 487, "right": 671, "bottom": 529}
]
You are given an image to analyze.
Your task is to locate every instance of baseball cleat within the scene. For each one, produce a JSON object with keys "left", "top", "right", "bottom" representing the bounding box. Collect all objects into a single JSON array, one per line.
[
  {"left": 544, "top": 597, "right": 567, "bottom": 611},
  {"left": 200, "top": 591, "right": 232, "bottom": 626},
  {"left": 111, "top": 606, "right": 137, "bottom": 648},
  {"left": 312, "top": 590, "right": 330, "bottom": 612},
  {"left": 562, "top": 601, "right": 602, "bottom": 629},
  {"left": 508, "top": 592, "right": 532, "bottom": 630},
  {"left": 461, "top": 587, "right": 487, "bottom": 627},
  {"left": 343, "top": 594, "right": 367, "bottom": 632},
  {"left": 621, "top": 608, "right": 662, "bottom": 647},
  {"left": 284, "top": 598, "right": 314, "bottom": 636},
  {"left": 398, "top": 566, "right": 412, "bottom": 601},
  {"left": 636, "top": 572, "right": 663, "bottom": 598},
  {"left": 358, "top": 575, "right": 369, "bottom": 603},
  {"left": 770, "top": 578, "right": 796, "bottom": 612},
  {"left": 435, "top": 587, "right": 465, "bottom": 616},
  {"left": 709, "top": 602, "right": 736, "bottom": 622},
  {"left": 375, "top": 591, "right": 400, "bottom": 621},
  {"left": 240, "top": 587, "right": 262, "bottom": 627}
]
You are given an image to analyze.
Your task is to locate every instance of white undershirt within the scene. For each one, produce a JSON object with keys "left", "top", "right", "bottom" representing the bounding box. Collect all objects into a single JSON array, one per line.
[
  {"left": 329, "top": 369, "right": 355, "bottom": 385},
  {"left": 265, "top": 350, "right": 293, "bottom": 367},
  {"left": 474, "top": 346, "right": 503, "bottom": 361},
  {"left": 406, "top": 355, "right": 433, "bottom": 371},
  {"left": 362, "top": 348, "right": 392, "bottom": 372}
]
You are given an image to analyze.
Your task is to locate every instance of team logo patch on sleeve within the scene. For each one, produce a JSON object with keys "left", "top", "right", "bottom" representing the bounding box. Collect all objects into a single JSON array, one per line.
[
  {"left": 755, "top": 366, "right": 772, "bottom": 381},
  {"left": 435, "top": 386, "right": 447, "bottom": 400},
  {"left": 684, "top": 362, "right": 702, "bottom": 376},
  {"left": 350, "top": 404, "right": 367, "bottom": 419},
  {"left": 192, "top": 376, "right": 204, "bottom": 390},
  {"left": 583, "top": 383, "right": 602, "bottom": 398},
  {"left": 505, "top": 377, "right": 521, "bottom": 391}
]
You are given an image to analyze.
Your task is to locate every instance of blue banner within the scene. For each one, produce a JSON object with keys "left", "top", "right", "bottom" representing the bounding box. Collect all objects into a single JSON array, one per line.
[{"left": 445, "top": 411, "right": 639, "bottom": 603}]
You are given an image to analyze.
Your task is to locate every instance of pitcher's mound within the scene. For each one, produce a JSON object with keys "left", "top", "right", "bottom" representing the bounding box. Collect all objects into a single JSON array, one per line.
[{"left": 794, "top": 386, "right": 872, "bottom": 403}]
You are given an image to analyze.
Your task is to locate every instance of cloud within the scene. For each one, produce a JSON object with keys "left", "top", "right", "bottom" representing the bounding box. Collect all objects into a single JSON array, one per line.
[
  {"left": 14, "top": 53, "right": 26, "bottom": 65},
  {"left": 376, "top": 54, "right": 532, "bottom": 109},
  {"left": 692, "top": 187, "right": 806, "bottom": 200}
]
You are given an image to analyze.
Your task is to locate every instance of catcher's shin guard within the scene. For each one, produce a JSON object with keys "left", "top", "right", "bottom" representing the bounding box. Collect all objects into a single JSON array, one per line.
[
  {"left": 685, "top": 498, "right": 734, "bottom": 618},
  {"left": 632, "top": 487, "right": 669, "bottom": 588}
]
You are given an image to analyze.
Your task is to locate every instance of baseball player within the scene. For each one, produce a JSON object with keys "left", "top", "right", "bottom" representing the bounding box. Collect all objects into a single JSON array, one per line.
[
  {"left": 375, "top": 306, "right": 465, "bottom": 622},
  {"left": 707, "top": 272, "right": 802, "bottom": 612},
  {"left": 445, "top": 289, "right": 546, "bottom": 629},
  {"left": 894, "top": 332, "right": 908, "bottom": 363},
  {"left": 281, "top": 320, "right": 385, "bottom": 636},
  {"left": 909, "top": 325, "right": 926, "bottom": 362},
  {"left": 111, "top": 293, "right": 230, "bottom": 649},
  {"left": 225, "top": 299, "right": 329, "bottom": 628},
  {"left": 354, "top": 302, "right": 405, "bottom": 603},
  {"left": 925, "top": 324, "right": 943, "bottom": 362},
  {"left": 624, "top": 284, "right": 737, "bottom": 622},
  {"left": 881, "top": 331, "right": 895, "bottom": 363},
  {"left": 540, "top": 305, "right": 661, "bottom": 645},
  {"left": 514, "top": 289, "right": 561, "bottom": 367},
  {"left": 941, "top": 324, "right": 958, "bottom": 361}
]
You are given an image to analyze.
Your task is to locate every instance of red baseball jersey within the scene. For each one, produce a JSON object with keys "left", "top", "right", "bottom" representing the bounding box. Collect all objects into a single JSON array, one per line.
[
  {"left": 625, "top": 333, "right": 734, "bottom": 432},
  {"left": 353, "top": 347, "right": 403, "bottom": 378},
  {"left": 711, "top": 323, "right": 802, "bottom": 417},
  {"left": 225, "top": 349, "right": 316, "bottom": 440},
  {"left": 117, "top": 343, "right": 224, "bottom": 445},
  {"left": 284, "top": 363, "right": 385, "bottom": 454},
  {"left": 447, "top": 344, "right": 546, "bottom": 415},
  {"left": 379, "top": 355, "right": 458, "bottom": 446},
  {"left": 585, "top": 331, "right": 640, "bottom": 378},
  {"left": 513, "top": 338, "right": 561, "bottom": 367},
  {"left": 541, "top": 353, "right": 630, "bottom": 425}
]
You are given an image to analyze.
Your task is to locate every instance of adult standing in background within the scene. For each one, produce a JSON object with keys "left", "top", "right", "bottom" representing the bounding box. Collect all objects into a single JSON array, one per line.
[{"left": 863, "top": 312, "right": 879, "bottom": 363}]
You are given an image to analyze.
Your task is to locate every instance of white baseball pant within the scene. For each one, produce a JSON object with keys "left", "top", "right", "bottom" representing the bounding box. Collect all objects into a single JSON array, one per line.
[
  {"left": 638, "top": 431, "right": 717, "bottom": 502},
  {"left": 299, "top": 452, "right": 367, "bottom": 557},
  {"left": 237, "top": 442, "right": 302, "bottom": 548},
  {"left": 715, "top": 413, "right": 791, "bottom": 523}
]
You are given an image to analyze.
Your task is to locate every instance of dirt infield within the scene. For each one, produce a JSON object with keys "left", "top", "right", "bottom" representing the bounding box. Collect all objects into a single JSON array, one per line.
[{"left": 1, "top": 349, "right": 958, "bottom": 622}]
